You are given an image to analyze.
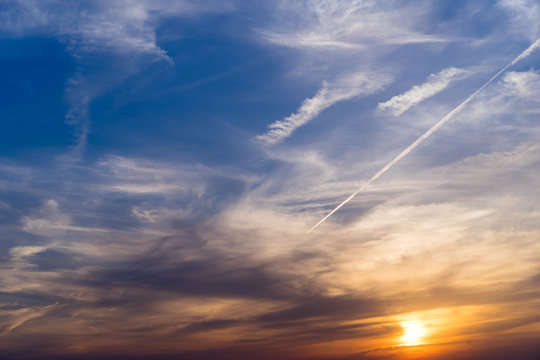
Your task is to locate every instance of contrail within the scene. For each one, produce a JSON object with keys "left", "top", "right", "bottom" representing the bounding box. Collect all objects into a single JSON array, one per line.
[{"left": 309, "top": 39, "right": 540, "bottom": 233}]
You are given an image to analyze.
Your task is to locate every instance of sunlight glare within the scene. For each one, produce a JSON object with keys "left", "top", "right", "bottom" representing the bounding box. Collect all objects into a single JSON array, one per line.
[{"left": 401, "top": 321, "right": 426, "bottom": 346}]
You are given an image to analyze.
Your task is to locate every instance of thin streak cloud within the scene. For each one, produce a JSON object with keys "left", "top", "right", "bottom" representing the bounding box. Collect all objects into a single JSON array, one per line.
[
  {"left": 377, "top": 67, "right": 467, "bottom": 116},
  {"left": 257, "top": 72, "right": 391, "bottom": 145}
]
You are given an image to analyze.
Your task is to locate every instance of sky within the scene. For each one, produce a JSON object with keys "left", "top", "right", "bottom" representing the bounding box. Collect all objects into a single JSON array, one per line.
[{"left": 1, "top": 1, "right": 540, "bottom": 359}]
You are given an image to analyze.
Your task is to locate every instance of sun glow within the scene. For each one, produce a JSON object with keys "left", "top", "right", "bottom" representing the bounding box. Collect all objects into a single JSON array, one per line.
[{"left": 401, "top": 321, "right": 426, "bottom": 346}]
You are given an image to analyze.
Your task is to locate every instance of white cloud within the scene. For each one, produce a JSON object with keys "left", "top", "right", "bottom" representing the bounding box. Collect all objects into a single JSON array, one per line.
[
  {"left": 500, "top": 70, "right": 540, "bottom": 98},
  {"left": 20, "top": 199, "right": 111, "bottom": 236},
  {"left": 498, "top": 0, "right": 540, "bottom": 40},
  {"left": 1, "top": 0, "right": 232, "bottom": 58},
  {"left": 261, "top": 0, "right": 446, "bottom": 50},
  {"left": 0, "top": 0, "right": 233, "bottom": 159},
  {"left": 96, "top": 155, "right": 258, "bottom": 197},
  {"left": 0, "top": 200, "right": 11, "bottom": 211},
  {"left": 107, "top": 183, "right": 184, "bottom": 195},
  {"left": 462, "top": 70, "right": 540, "bottom": 122},
  {"left": 97, "top": 156, "right": 206, "bottom": 196},
  {"left": 21, "top": 200, "right": 71, "bottom": 237},
  {"left": 9, "top": 246, "right": 49, "bottom": 260},
  {"left": 433, "top": 142, "right": 540, "bottom": 181},
  {"left": 1, "top": 0, "right": 169, "bottom": 62},
  {"left": 132, "top": 205, "right": 192, "bottom": 223},
  {"left": 377, "top": 67, "right": 467, "bottom": 116},
  {"left": 257, "top": 72, "right": 392, "bottom": 145}
]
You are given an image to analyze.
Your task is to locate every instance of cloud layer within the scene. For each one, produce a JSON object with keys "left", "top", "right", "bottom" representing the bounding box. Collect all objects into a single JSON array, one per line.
[{"left": 1, "top": 2, "right": 540, "bottom": 360}]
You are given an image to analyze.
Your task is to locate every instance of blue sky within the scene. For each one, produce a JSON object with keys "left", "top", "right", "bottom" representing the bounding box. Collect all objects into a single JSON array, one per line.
[{"left": 1, "top": 1, "right": 540, "bottom": 359}]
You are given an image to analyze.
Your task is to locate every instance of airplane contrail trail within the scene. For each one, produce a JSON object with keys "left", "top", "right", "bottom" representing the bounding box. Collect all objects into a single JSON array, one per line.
[{"left": 309, "top": 39, "right": 540, "bottom": 233}]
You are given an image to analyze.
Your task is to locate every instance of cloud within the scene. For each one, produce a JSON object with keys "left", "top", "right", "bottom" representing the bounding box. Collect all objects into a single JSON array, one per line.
[
  {"left": 377, "top": 67, "right": 467, "bottom": 116},
  {"left": 96, "top": 156, "right": 207, "bottom": 196},
  {"left": 0, "top": 200, "right": 11, "bottom": 211},
  {"left": 131, "top": 206, "right": 192, "bottom": 223},
  {"left": 19, "top": 199, "right": 113, "bottom": 239},
  {"left": 260, "top": 0, "right": 446, "bottom": 50},
  {"left": 9, "top": 246, "right": 49, "bottom": 260},
  {"left": 462, "top": 70, "right": 540, "bottom": 122},
  {"left": 498, "top": 0, "right": 540, "bottom": 40},
  {"left": 1, "top": 305, "right": 56, "bottom": 334},
  {"left": 257, "top": 72, "right": 392, "bottom": 145},
  {"left": 2, "top": 0, "right": 171, "bottom": 156},
  {"left": 89, "top": 155, "right": 259, "bottom": 227},
  {"left": 0, "top": 0, "right": 233, "bottom": 159},
  {"left": 20, "top": 200, "right": 71, "bottom": 237},
  {"left": 500, "top": 70, "right": 540, "bottom": 98},
  {"left": 0, "top": 0, "right": 231, "bottom": 58}
]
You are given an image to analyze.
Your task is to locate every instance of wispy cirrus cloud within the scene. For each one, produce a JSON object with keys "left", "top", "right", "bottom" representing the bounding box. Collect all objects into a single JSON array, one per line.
[
  {"left": 20, "top": 199, "right": 71, "bottom": 237},
  {"left": 498, "top": 0, "right": 540, "bottom": 40},
  {"left": 0, "top": 0, "right": 232, "bottom": 58},
  {"left": 9, "top": 245, "right": 49, "bottom": 260},
  {"left": 501, "top": 70, "right": 540, "bottom": 98},
  {"left": 0, "top": 0, "right": 233, "bottom": 159},
  {"left": 464, "top": 69, "right": 540, "bottom": 122},
  {"left": 257, "top": 72, "right": 392, "bottom": 145},
  {"left": 97, "top": 156, "right": 204, "bottom": 196},
  {"left": 377, "top": 67, "right": 467, "bottom": 116},
  {"left": 20, "top": 199, "right": 111, "bottom": 236},
  {"left": 261, "top": 0, "right": 446, "bottom": 50},
  {"left": 96, "top": 155, "right": 258, "bottom": 198}
]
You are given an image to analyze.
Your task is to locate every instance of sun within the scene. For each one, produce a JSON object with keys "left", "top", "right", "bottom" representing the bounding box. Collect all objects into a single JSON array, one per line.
[{"left": 400, "top": 321, "right": 426, "bottom": 346}]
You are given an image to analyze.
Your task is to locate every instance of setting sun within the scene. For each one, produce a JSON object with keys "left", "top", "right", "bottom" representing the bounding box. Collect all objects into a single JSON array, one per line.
[{"left": 401, "top": 321, "right": 426, "bottom": 346}]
